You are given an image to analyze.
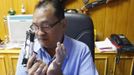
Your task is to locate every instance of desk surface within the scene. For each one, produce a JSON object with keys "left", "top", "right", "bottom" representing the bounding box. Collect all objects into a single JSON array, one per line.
[
  {"left": 0, "top": 48, "right": 116, "bottom": 54},
  {"left": 0, "top": 48, "right": 20, "bottom": 53},
  {"left": 95, "top": 48, "right": 117, "bottom": 54},
  {"left": 0, "top": 48, "right": 133, "bottom": 54}
]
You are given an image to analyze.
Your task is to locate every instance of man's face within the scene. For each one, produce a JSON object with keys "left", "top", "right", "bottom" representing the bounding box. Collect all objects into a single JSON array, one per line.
[{"left": 32, "top": 4, "right": 66, "bottom": 50}]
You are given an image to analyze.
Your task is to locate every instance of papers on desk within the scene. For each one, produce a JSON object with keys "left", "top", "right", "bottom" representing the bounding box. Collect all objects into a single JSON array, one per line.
[
  {"left": 0, "top": 42, "right": 23, "bottom": 49},
  {"left": 95, "top": 38, "right": 117, "bottom": 52}
]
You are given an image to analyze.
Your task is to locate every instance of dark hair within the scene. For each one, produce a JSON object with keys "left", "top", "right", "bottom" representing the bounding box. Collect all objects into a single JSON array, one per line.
[{"left": 35, "top": 0, "right": 65, "bottom": 20}]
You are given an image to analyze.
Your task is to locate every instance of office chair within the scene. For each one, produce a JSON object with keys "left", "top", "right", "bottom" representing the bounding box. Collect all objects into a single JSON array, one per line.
[{"left": 65, "top": 13, "right": 95, "bottom": 60}]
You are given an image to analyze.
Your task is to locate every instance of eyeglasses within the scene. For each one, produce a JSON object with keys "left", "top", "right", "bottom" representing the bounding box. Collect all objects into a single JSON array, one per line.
[{"left": 30, "top": 19, "right": 61, "bottom": 32}]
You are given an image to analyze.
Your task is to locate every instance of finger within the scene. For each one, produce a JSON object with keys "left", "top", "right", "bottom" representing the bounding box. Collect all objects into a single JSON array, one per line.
[
  {"left": 41, "top": 64, "right": 48, "bottom": 75},
  {"left": 28, "top": 60, "right": 41, "bottom": 75},
  {"left": 57, "top": 43, "right": 65, "bottom": 57},
  {"left": 35, "top": 63, "right": 45, "bottom": 75},
  {"left": 56, "top": 42, "right": 63, "bottom": 56},
  {"left": 55, "top": 46, "right": 61, "bottom": 58},
  {"left": 61, "top": 44, "right": 66, "bottom": 56},
  {"left": 27, "top": 53, "right": 36, "bottom": 69},
  {"left": 57, "top": 42, "right": 62, "bottom": 51},
  {"left": 57, "top": 42, "right": 61, "bottom": 46},
  {"left": 56, "top": 47, "right": 64, "bottom": 66},
  {"left": 58, "top": 45, "right": 65, "bottom": 62}
]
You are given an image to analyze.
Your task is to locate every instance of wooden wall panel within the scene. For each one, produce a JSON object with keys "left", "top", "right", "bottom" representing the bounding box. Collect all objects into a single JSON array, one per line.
[
  {"left": 90, "top": 5, "right": 107, "bottom": 40},
  {"left": 0, "top": 0, "right": 134, "bottom": 43},
  {"left": 0, "top": 0, "right": 12, "bottom": 40},
  {"left": 26, "top": 0, "right": 39, "bottom": 14},
  {"left": 104, "top": 2, "right": 120, "bottom": 39},
  {"left": 127, "top": 0, "right": 134, "bottom": 43},
  {"left": 104, "top": 0, "right": 130, "bottom": 38}
]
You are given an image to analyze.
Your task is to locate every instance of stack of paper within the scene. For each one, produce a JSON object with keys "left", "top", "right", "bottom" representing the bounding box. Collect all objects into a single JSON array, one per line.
[{"left": 95, "top": 38, "right": 117, "bottom": 52}]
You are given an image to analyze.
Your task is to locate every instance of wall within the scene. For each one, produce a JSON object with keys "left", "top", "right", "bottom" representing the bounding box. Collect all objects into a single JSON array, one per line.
[{"left": 0, "top": 0, "right": 134, "bottom": 43}]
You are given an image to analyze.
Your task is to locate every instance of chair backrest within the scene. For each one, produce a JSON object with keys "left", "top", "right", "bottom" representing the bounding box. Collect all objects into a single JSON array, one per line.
[{"left": 65, "top": 13, "right": 95, "bottom": 60}]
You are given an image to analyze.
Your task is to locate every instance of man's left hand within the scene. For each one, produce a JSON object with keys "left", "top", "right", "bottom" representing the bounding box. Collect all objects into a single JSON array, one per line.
[{"left": 47, "top": 42, "right": 66, "bottom": 75}]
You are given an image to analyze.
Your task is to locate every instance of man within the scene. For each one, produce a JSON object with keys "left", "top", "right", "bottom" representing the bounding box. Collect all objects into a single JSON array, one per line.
[{"left": 16, "top": 0, "right": 98, "bottom": 75}]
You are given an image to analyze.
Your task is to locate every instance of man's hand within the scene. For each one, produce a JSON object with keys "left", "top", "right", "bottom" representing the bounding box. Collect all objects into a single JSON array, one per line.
[
  {"left": 26, "top": 42, "right": 66, "bottom": 75},
  {"left": 27, "top": 53, "right": 48, "bottom": 75},
  {"left": 55, "top": 42, "right": 66, "bottom": 65},
  {"left": 47, "top": 42, "right": 66, "bottom": 75}
]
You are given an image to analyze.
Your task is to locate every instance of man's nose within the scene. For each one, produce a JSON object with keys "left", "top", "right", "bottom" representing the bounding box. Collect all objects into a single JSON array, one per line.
[{"left": 37, "top": 28, "right": 46, "bottom": 35}]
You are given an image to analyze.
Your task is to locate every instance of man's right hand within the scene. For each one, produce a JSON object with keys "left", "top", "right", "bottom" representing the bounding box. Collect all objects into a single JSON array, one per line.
[{"left": 27, "top": 53, "right": 48, "bottom": 75}]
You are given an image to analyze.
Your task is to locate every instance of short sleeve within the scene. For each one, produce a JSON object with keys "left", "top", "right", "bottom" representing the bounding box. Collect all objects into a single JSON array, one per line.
[{"left": 79, "top": 46, "right": 98, "bottom": 75}]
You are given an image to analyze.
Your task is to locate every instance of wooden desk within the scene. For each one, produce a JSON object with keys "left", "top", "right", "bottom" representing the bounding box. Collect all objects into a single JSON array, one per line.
[
  {"left": 0, "top": 48, "right": 134, "bottom": 75},
  {"left": 95, "top": 48, "right": 134, "bottom": 75},
  {"left": 0, "top": 49, "right": 20, "bottom": 75}
]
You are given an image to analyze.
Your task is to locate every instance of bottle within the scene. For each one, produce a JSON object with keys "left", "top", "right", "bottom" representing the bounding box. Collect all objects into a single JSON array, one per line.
[{"left": 21, "top": 4, "right": 26, "bottom": 14}]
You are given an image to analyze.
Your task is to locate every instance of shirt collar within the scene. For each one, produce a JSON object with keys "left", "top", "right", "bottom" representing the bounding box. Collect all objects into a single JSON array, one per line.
[{"left": 33, "top": 39, "right": 41, "bottom": 53}]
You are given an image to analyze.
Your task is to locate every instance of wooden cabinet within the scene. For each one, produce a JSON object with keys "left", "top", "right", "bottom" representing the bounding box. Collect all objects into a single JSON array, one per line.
[
  {"left": 95, "top": 49, "right": 134, "bottom": 75},
  {"left": 0, "top": 54, "right": 7, "bottom": 75},
  {"left": 0, "top": 49, "right": 20, "bottom": 75}
]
